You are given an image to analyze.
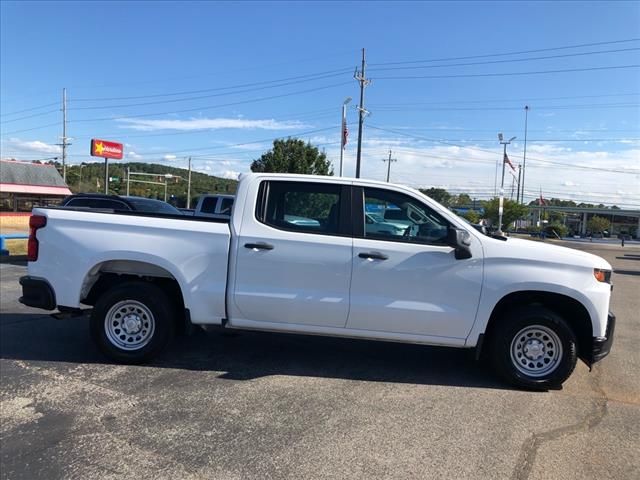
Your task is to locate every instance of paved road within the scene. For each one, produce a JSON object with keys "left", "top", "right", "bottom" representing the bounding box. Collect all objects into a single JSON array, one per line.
[{"left": 1, "top": 243, "right": 638, "bottom": 480}]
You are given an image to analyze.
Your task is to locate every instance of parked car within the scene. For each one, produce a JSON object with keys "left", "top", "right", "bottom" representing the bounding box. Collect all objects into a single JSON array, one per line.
[
  {"left": 193, "top": 194, "right": 234, "bottom": 219},
  {"left": 365, "top": 212, "right": 406, "bottom": 236},
  {"left": 61, "top": 194, "right": 182, "bottom": 215},
  {"left": 20, "top": 173, "right": 615, "bottom": 390}
]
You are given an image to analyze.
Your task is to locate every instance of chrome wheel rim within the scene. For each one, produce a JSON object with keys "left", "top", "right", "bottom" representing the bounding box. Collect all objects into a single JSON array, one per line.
[
  {"left": 510, "top": 325, "right": 563, "bottom": 378},
  {"left": 104, "top": 300, "right": 155, "bottom": 351}
]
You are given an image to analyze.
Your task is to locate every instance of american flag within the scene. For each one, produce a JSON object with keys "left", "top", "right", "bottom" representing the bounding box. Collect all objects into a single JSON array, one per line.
[
  {"left": 504, "top": 152, "right": 516, "bottom": 171},
  {"left": 342, "top": 120, "right": 349, "bottom": 149},
  {"left": 539, "top": 191, "right": 547, "bottom": 206}
]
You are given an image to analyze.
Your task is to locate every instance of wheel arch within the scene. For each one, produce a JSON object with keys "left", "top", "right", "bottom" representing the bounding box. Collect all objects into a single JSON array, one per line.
[
  {"left": 80, "top": 259, "right": 190, "bottom": 334},
  {"left": 482, "top": 290, "right": 593, "bottom": 363}
]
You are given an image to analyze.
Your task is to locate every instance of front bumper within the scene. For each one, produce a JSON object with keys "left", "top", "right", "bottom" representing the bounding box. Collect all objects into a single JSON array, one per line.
[
  {"left": 19, "top": 276, "right": 56, "bottom": 311},
  {"left": 588, "top": 311, "right": 616, "bottom": 367}
]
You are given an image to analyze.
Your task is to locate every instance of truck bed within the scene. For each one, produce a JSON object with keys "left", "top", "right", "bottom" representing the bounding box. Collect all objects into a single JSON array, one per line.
[{"left": 28, "top": 206, "right": 231, "bottom": 325}]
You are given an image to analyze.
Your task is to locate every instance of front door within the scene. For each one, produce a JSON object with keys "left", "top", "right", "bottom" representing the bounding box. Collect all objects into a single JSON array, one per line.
[
  {"left": 232, "top": 180, "right": 352, "bottom": 329},
  {"left": 347, "top": 186, "right": 484, "bottom": 341}
]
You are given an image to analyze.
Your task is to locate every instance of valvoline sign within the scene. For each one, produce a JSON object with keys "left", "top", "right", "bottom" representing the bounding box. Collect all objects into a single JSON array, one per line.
[{"left": 90, "top": 139, "right": 123, "bottom": 159}]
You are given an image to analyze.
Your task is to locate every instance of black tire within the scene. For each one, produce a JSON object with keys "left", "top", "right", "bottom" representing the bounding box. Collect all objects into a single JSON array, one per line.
[
  {"left": 489, "top": 306, "right": 577, "bottom": 390},
  {"left": 90, "top": 281, "right": 175, "bottom": 364}
]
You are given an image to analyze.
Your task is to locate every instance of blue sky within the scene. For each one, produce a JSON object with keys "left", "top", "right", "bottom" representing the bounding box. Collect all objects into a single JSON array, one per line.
[{"left": 1, "top": 1, "right": 639, "bottom": 206}]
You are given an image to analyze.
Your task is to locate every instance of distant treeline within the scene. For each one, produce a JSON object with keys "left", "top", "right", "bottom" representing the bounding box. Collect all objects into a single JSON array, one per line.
[{"left": 39, "top": 161, "right": 238, "bottom": 207}]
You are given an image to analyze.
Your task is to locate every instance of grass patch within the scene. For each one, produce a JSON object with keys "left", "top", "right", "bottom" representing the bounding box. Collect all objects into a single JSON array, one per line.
[{"left": 4, "top": 239, "right": 28, "bottom": 256}]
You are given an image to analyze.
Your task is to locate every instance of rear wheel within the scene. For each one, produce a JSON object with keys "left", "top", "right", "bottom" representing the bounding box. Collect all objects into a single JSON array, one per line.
[
  {"left": 90, "top": 281, "right": 174, "bottom": 364},
  {"left": 489, "top": 306, "right": 577, "bottom": 390}
]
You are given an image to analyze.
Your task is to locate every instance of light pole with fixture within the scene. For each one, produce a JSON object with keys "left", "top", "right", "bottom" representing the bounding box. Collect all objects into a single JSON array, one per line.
[
  {"left": 339, "top": 97, "right": 352, "bottom": 176},
  {"left": 498, "top": 133, "right": 516, "bottom": 234},
  {"left": 78, "top": 164, "right": 86, "bottom": 191}
]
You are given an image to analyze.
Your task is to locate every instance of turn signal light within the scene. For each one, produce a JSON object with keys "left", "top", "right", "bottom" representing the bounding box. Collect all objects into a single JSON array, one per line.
[{"left": 593, "top": 268, "right": 611, "bottom": 283}]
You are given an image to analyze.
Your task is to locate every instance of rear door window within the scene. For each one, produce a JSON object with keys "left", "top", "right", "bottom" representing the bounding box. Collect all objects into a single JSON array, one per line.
[{"left": 258, "top": 181, "right": 344, "bottom": 235}]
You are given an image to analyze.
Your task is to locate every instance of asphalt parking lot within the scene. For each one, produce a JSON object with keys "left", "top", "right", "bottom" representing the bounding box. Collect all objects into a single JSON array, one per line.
[{"left": 1, "top": 242, "right": 639, "bottom": 480}]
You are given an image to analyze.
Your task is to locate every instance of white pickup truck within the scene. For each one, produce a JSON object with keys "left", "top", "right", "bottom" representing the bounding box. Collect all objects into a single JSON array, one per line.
[{"left": 20, "top": 173, "right": 615, "bottom": 389}]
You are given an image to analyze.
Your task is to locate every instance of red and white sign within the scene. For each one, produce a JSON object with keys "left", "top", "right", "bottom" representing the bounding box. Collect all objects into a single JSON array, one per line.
[{"left": 90, "top": 139, "right": 123, "bottom": 159}]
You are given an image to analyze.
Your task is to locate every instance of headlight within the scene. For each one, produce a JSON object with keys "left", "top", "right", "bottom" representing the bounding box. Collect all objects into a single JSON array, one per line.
[{"left": 593, "top": 269, "right": 612, "bottom": 283}]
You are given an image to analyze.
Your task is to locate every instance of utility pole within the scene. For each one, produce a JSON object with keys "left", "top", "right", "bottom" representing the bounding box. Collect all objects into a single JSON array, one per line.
[
  {"left": 187, "top": 157, "right": 192, "bottom": 208},
  {"left": 382, "top": 149, "right": 397, "bottom": 182},
  {"left": 60, "top": 88, "right": 71, "bottom": 183},
  {"left": 354, "top": 48, "right": 370, "bottom": 179},
  {"left": 126, "top": 166, "right": 130, "bottom": 196},
  {"left": 520, "top": 105, "right": 529, "bottom": 204}
]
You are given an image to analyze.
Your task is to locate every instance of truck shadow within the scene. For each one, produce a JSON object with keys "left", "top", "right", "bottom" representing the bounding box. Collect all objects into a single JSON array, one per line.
[{"left": 0, "top": 313, "right": 508, "bottom": 390}]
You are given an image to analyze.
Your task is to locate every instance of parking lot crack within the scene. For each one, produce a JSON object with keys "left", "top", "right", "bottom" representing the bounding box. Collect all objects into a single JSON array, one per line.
[{"left": 510, "top": 370, "right": 609, "bottom": 480}]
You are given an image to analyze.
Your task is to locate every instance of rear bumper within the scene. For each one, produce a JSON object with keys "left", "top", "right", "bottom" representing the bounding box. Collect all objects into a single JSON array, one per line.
[
  {"left": 19, "top": 276, "right": 56, "bottom": 311},
  {"left": 588, "top": 312, "right": 616, "bottom": 366}
]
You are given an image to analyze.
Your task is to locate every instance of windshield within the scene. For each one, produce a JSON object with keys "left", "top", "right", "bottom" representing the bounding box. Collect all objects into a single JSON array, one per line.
[{"left": 125, "top": 197, "right": 181, "bottom": 214}]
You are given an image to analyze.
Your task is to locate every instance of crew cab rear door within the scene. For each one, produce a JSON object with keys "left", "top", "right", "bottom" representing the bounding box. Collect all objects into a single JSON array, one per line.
[{"left": 230, "top": 179, "right": 353, "bottom": 329}]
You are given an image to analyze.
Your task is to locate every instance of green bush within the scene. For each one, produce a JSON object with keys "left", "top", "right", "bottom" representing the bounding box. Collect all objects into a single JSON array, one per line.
[{"left": 544, "top": 223, "right": 569, "bottom": 238}]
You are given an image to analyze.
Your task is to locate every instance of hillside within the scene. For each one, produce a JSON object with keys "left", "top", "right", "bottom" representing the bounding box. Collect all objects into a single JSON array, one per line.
[{"left": 63, "top": 162, "right": 237, "bottom": 207}]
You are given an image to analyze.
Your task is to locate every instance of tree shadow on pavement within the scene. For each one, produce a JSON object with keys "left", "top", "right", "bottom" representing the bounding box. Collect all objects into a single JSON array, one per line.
[{"left": 1, "top": 312, "right": 510, "bottom": 390}]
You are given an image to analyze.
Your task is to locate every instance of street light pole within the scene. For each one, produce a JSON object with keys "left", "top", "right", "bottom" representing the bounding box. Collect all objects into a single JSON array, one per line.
[
  {"left": 187, "top": 157, "right": 192, "bottom": 208},
  {"left": 78, "top": 164, "right": 85, "bottom": 191},
  {"left": 497, "top": 133, "right": 517, "bottom": 234},
  {"left": 339, "top": 97, "right": 352, "bottom": 176},
  {"left": 520, "top": 105, "right": 530, "bottom": 204}
]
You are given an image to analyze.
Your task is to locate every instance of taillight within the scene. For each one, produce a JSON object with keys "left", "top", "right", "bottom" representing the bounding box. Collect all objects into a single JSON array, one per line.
[{"left": 27, "top": 215, "right": 47, "bottom": 262}]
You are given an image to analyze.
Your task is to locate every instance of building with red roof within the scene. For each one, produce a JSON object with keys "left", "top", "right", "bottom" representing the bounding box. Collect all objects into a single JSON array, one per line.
[{"left": 1, "top": 160, "right": 72, "bottom": 212}]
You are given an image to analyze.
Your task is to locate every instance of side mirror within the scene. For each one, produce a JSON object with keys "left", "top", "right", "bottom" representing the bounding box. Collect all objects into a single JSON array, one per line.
[{"left": 447, "top": 227, "right": 472, "bottom": 260}]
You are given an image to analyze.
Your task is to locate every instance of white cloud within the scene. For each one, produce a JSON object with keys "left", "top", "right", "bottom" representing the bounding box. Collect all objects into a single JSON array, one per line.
[
  {"left": 218, "top": 170, "right": 240, "bottom": 180},
  {"left": 163, "top": 154, "right": 177, "bottom": 161},
  {"left": 128, "top": 151, "right": 143, "bottom": 160},
  {"left": 4, "top": 138, "right": 61, "bottom": 154},
  {"left": 117, "top": 117, "right": 310, "bottom": 132}
]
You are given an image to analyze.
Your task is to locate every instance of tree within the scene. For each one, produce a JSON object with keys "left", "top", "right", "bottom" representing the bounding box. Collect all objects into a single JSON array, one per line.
[
  {"left": 453, "top": 193, "right": 472, "bottom": 207},
  {"left": 587, "top": 216, "right": 610, "bottom": 234},
  {"left": 250, "top": 138, "right": 333, "bottom": 175},
  {"left": 484, "top": 197, "right": 528, "bottom": 229},
  {"left": 462, "top": 210, "right": 480, "bottom": 224},
  {"left": 419, "top": 187, "right": 452, "bottom": 207}
]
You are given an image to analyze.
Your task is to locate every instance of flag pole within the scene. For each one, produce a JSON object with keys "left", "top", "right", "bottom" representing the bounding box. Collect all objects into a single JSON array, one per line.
[
  {"left": 497, "top": 135, "right": 516, "bottom": 234},
  {"left": 339, "top": 97, "right": 352, "bottom": 176}
]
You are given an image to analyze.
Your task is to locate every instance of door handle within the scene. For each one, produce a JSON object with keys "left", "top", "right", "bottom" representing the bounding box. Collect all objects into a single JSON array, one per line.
[
  {"left": 244, "top": 242, "right": 274, "bottom": 251},
  {"left": 358, "top": 252, "right": 388, "bottom": 260}
]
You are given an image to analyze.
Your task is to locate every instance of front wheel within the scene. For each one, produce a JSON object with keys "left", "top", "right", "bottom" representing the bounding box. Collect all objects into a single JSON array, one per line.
[
  {"left": 90, "top": 281, "right": 174, "bottom": 364},
  {"left": 489, "top": 306, "right": 578, "bottom": 390}
]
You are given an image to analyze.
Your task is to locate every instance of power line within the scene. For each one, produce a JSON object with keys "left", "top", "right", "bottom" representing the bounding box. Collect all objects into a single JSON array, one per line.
[
  {"left": 0, "top": 102, "right": 59, "bottom": 118},
  {"left": 369, "top": 38, "right": 640, "bottom": 66},
  {"left": 373, "top": 64, "right": 640, "bottom": 80},
  {"left": 368, "top": 47, "right": 640, "bottom": 72},
  {"left": 68, "top": 71, "right": 353, "bottom": 110},
  {"left": 0, "top": 108, "right": 60, "bottom": 124},
  {"left": 70, "top": 68, "right": 352, "bottom": 102},
  {"left": 366, "top": 125, "right": 639, "bottom": 174},
  {"left": 369, "top": 92, "right": 640, "bottom": 107},
  {"left": 0, "top": 122, "right": 60, "bottom": 135},
  {"left": 370, "top": 102, "right": 640, "bottom": 112},
  {"left": 68, "top": 81, "right": 353, "bottom": 123}
]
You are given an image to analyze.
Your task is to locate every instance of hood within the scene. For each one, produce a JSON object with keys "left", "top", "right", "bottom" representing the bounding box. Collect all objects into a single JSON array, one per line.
[{"left": 485, "top": 237, "right": 612, "bottom": 270}]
